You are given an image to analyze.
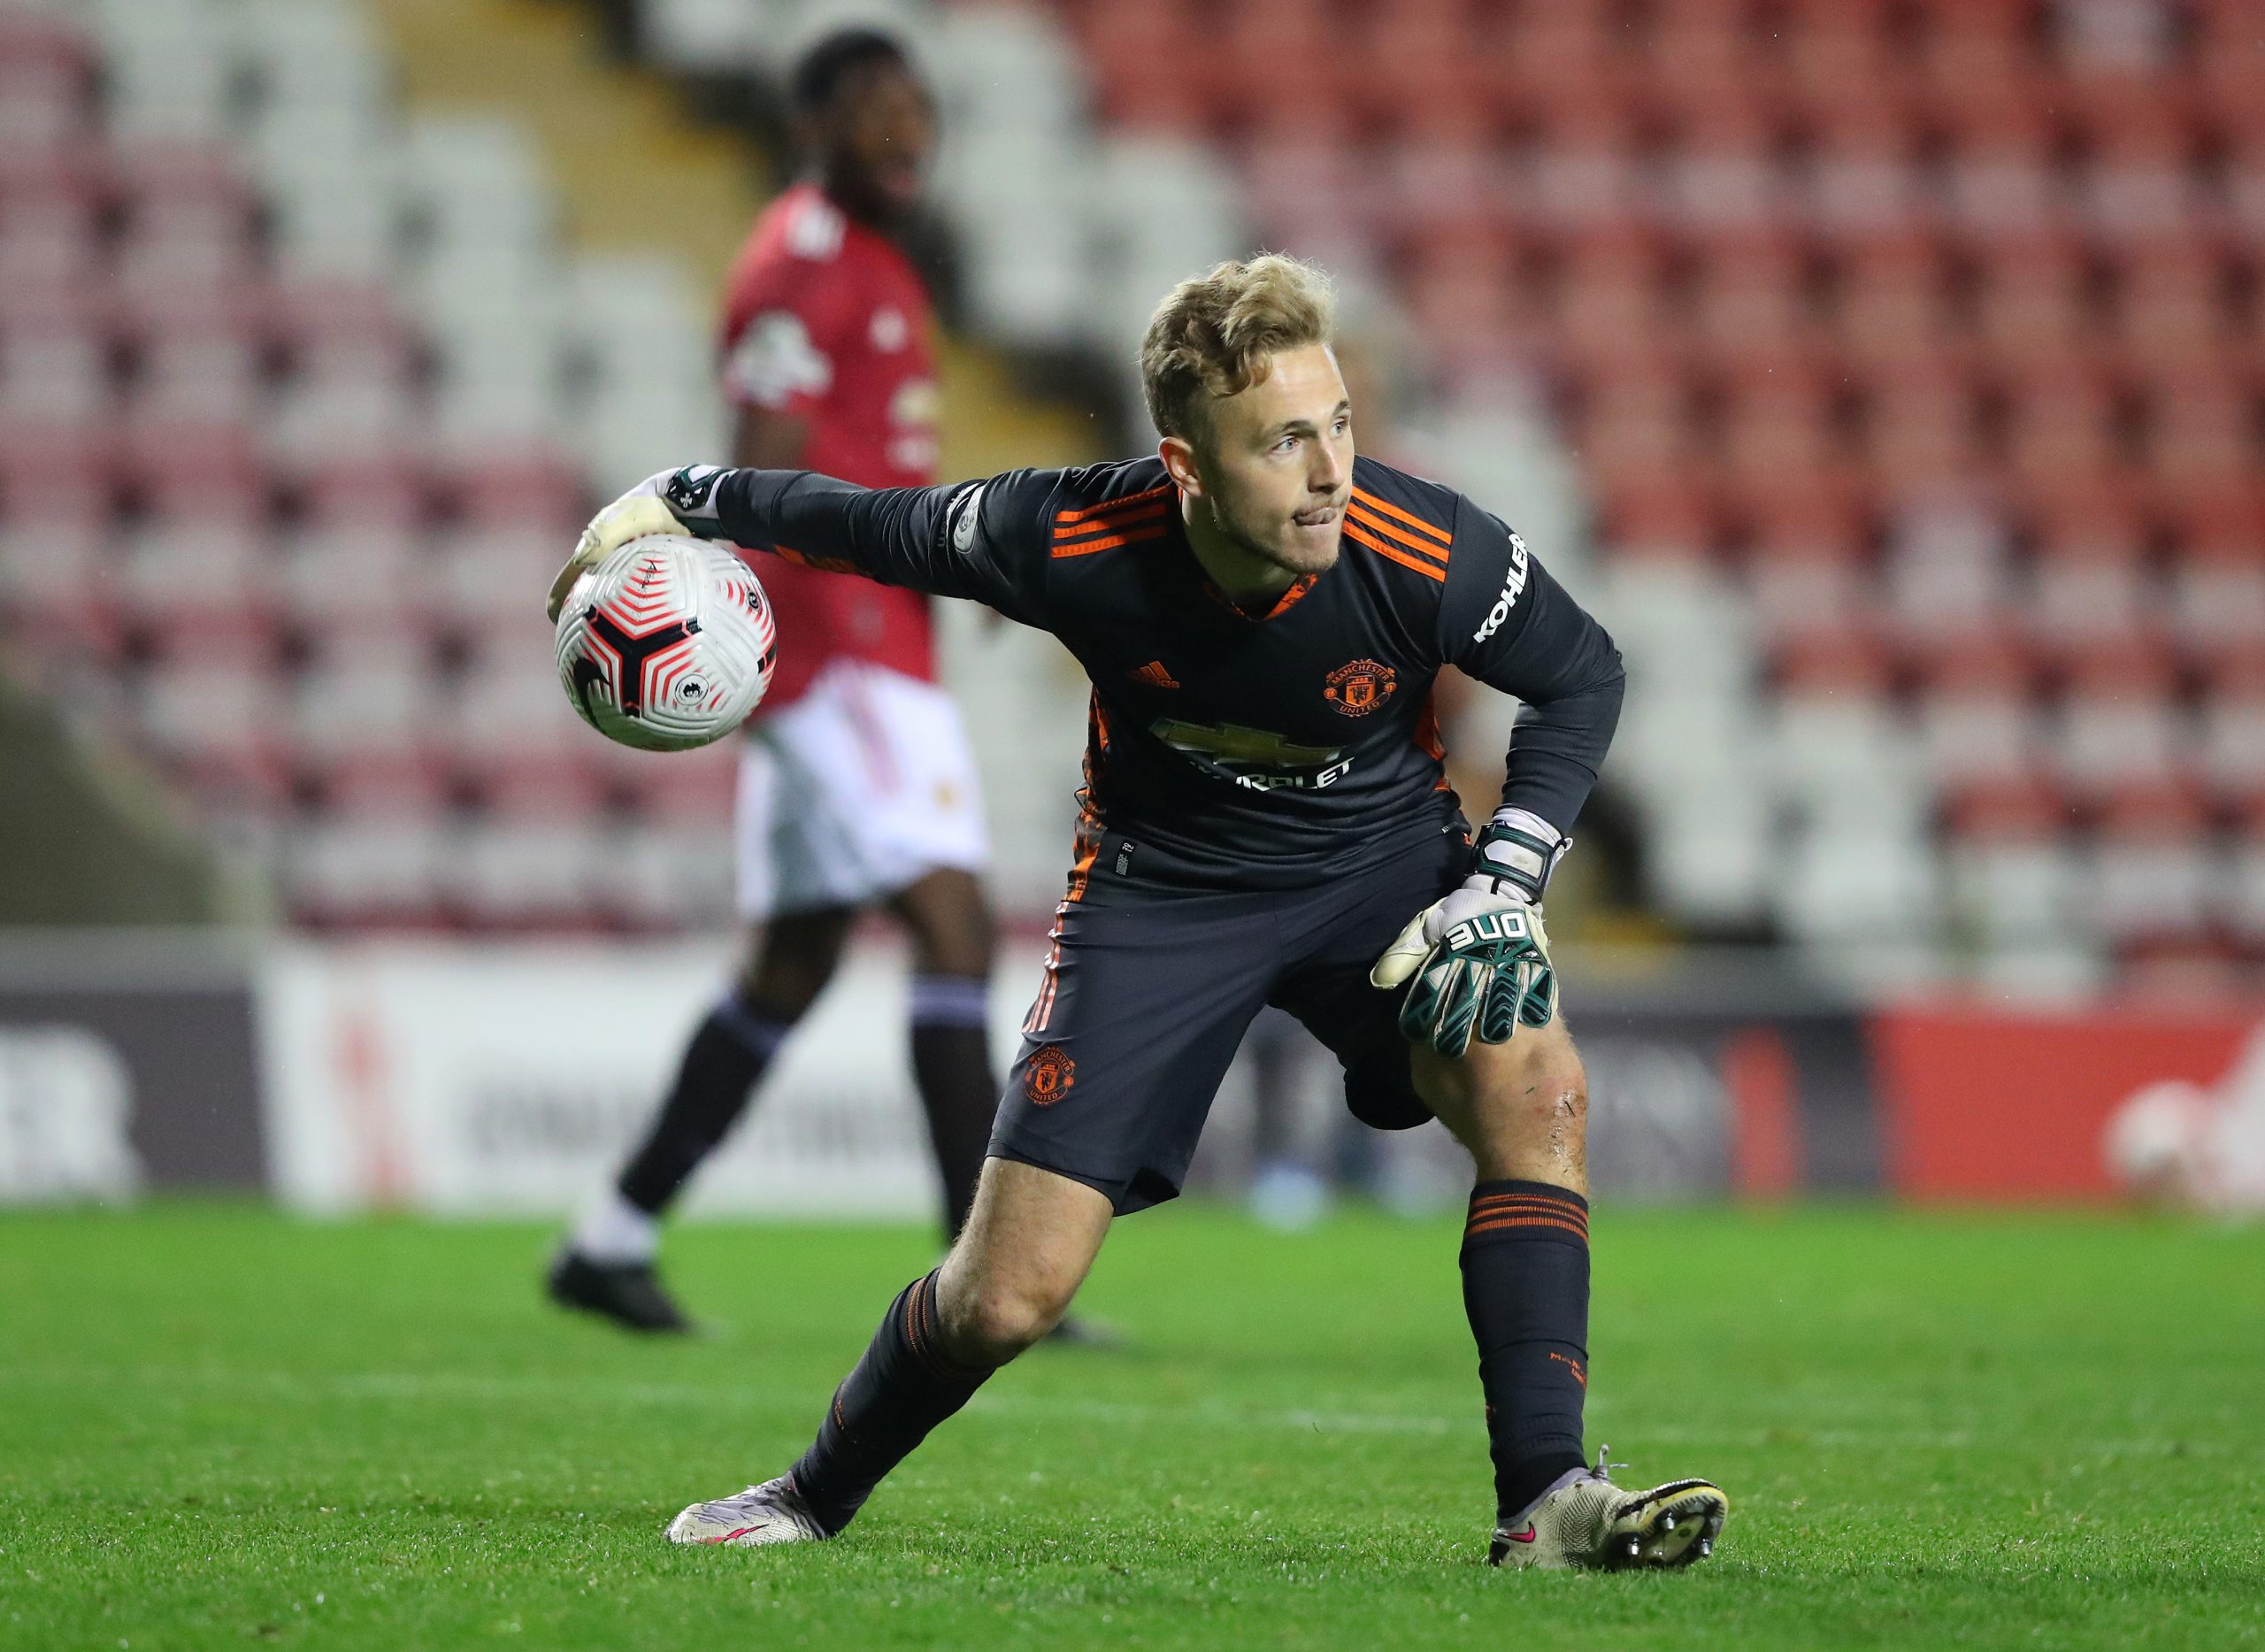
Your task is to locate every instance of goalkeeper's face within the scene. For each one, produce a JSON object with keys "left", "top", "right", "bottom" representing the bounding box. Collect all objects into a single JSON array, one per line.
[{"left": 1185, "top": 345, "right": 1355, "bottom": 579}]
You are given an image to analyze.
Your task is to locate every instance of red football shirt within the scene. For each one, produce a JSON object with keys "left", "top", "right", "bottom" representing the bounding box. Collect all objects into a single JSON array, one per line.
[{"left": 718, "top": 181, "right": 941, "bottom": 708}]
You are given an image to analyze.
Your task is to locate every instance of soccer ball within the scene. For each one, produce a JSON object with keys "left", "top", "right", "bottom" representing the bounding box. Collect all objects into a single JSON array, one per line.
[{"left": 553, "top": 534, "right": 777, "bottom": 751}]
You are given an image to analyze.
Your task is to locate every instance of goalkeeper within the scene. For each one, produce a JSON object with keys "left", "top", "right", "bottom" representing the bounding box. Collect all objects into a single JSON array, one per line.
[{"left": 550, "top": 254, "right": 1726, "bottom": 1570}]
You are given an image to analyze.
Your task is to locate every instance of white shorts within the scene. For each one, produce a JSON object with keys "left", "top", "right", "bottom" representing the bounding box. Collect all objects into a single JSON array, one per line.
[{"left": 734, "top": 660, "right": 990, "bottom": 919}]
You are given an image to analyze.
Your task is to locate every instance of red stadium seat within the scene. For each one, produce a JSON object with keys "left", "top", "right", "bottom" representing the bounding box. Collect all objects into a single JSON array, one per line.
[
  {"left": 1780, "top": 0, "right": 1907, "bottom": 111},
  {"left": 1743, "top": 527, "right": 1873, "bottom": 649},
  {"left": 1546, "top": 227, "right": 1677, "bottom": 370},
  {"left": 1567, "top": 364, "right": 1700, "bottom": 502},
  {"left": 2000, "top": 365, "right": 2127, "bottom": 493},
  {"left": 1523, "top": 84, "right": 1650, "bottom": 230},
  {"left": 2109, "top": 237, "right": 2238, "bottom": 372},
  {"left": 0, "top": 11, "right": 93, "bottom": 157},
  {"left": 1686, "top": 232, "right": 1821, "bottom": 364},
  {"left": 1910, "top": 0, "right": 2051, "bottom": 115},
  {"left": 1655, "top": 96, "right": 1789, "bottom": 233},
  {"left": 2024, "top": 502, "right": 2159, "bottom": 658},
  {"left": 2169, "top": 528, "right": 2265, "bottom": 658},
  {"left": 2138, "top": 370, "right": 2260, "bottom": 490},
  {"left": 1858, "top": 363, "right": 1985, "bottom": 496},
  {"left": 1796, "top": 96, "right": 1928, "bottom": 238},
  {"left": 1829, "top": 234, "right": 1954, "bottom": 369},
  {"left": 1716, "top": 360, "right": 1851, "bottom": 493},
  {"left": 1933, "top": 99, "right": 2061, "bottom": 237},
  {"left": 1969, "top": 234, "right": 2100, "bottom": 371},
  {"left": 2050, "top": 638, "right": 2192, "bottom": 806}
]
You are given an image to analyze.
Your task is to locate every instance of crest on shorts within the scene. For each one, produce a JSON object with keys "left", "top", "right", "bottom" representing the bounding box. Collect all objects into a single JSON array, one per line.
[
  {"left": 1024, "top": 1044, "right": 1076, "bottom": 1105},
  {"left": 1324, "top": 658, "right": 1398, "bottom": 718}
]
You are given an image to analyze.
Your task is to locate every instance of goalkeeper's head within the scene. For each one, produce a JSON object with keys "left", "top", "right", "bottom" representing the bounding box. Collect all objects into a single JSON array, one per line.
[
  {"left": 792, "top": 27, "right": 934, "bottom": 222},
  {"left": 1142, "top": 254, "right": 1354, "bottom": 582}
]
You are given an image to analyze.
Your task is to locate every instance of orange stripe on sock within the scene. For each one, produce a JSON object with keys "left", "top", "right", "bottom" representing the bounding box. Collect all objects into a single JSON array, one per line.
[{"left": 1464, "top": 1215, "right": 1591, "bottom": 1241}]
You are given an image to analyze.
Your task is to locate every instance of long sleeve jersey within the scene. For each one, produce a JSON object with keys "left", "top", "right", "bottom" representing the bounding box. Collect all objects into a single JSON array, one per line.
[{"left": 708, "top": 453, "right": 1625, "bottom": 893}]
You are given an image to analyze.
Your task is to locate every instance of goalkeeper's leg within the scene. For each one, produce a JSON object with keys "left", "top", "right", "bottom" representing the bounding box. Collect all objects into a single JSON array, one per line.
[
  {"left": 669, "top": 1158, "right": 1112, "bottom": 1542},
  {"left": 1413, "top": 1023, "right": 1726, "bottom": 1569}
]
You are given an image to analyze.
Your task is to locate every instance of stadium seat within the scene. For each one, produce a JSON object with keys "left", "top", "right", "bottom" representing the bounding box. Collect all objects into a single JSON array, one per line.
[
  {"left": 2051, "top": 639, "right": 2192, "bottom": 803},
  {"left": 2023, "top": 492, "right": 2160, "bottom": 654},
  {"left": 2071, "top": 93, "right": 2203, "bottom": 242},
  {"left": 1655, "top": 96, "right": 1786, "bottom": 232},
  {"left": 2001, "top": 366, "right": 2126, "bottom": 492},
  {"left": 1718, "top": 362, "right": 1849, "bottom": 491},
  {"left": 2109, "top": 237, "right": 2235, "bottom": 371},
  {"left": 1831, "top": 234, "right": 1953, "bottom": 370},
  {"left": 1936, "top": 101, "right": 2061, "bottom": 237},
  {"left": 1944, "top": 775, "right": 2084, "bottom": 950},
  {"left": 2088, "top": 785, "right": 2218, "bottom": 947},
  {"left": 0, "top": 9, "right": 93, "bottom": 155},
  {"left": 1971, "top": 234, "right": 2099, "bottom": 370},
  {"left": 1549, "top": 230, "right": 1677, "bottom": 370},
  {"left": 2169, "top": 524, "right": 2265, "bottom": 655},
  {"left": 1912, "top": 635, "right": 2046, "bottom": 788},
  {"left": 600, "top": 819, "right": 737, "bottom": 931},
  {"left": 1796, "top": 96, "right": 1924, "bottom": 237},
  {"left": 1857, "top": 363, "right": 1982, "bottom": 491},
  {"left": 2139, "top": 370, "right": 2258, "bottom": 488},
  {"left": 279, "top": 811, "right": 449, "bottom": 929},
  {"left": 1687, "top": 234, "right": 1820, "bottom": 364},
  {"left": 446, "top": 820, "right": 608, "bottom": 929}
]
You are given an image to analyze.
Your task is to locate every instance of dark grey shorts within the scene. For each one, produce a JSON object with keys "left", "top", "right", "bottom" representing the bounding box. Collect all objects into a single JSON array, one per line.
[{"left": 990, "top": 826, "right": 1465, "bottom": 1213}]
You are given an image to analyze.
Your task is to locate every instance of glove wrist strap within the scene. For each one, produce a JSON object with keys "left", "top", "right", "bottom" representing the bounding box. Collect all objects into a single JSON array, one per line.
[
  {"left": 661, "top": 465, "right": 733, "bottom": 535},
  {"left": 1467, "top": 808, "right": 1567, "bottom": 905}
]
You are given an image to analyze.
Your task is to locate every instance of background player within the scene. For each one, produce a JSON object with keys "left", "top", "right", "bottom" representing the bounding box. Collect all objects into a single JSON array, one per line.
[
  {"left": 548, "top": 30, "right": 1010, "bottom": 1334},
  {"left": 552, "top": 255, "right": 1728, "bottom": 1568}
]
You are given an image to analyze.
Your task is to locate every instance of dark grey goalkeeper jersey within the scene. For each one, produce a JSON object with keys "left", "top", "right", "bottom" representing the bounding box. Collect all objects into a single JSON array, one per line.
[{"left": 709, "top": 454, "right": 1625, "bottom": 893}]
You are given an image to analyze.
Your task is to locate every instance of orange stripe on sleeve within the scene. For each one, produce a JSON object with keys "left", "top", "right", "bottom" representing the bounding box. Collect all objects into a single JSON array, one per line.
[
  {"left": 1054, "top": 499, "right": 1171, "bottom": 539},
  {"left": 1343, "top": 519, "right": 1447, "bottom": 581},
  {"left": 1051, "top": 523, "right": 1168, "bottom": 557},
  {"left": 1351, "top": 487, "right": 1452, "bottom": 545},
  {"left": 1053, "top": 482, "right": 1174, "bottom": 524},
  {"left": 1345, "top": 502, "right": 1450, "bottom": 563}
]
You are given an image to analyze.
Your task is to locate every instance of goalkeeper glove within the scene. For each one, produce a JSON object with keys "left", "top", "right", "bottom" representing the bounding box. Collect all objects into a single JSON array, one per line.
[
  {"left": 1369, "top": 809, "right": 1567, "bottom": 1060},
  {"left": 545, "top": 465, "right": 733, "bottom": 622}
]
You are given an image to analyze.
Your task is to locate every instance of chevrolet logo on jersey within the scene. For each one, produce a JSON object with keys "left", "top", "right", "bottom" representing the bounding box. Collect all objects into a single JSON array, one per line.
[{"left": 1149, "top": 718, "right": 1352, "bottom": 792}]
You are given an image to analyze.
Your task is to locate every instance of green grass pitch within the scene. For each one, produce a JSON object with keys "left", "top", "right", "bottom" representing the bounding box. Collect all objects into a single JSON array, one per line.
[{"left": 3, "top": 1203, "right": 2261, "bottom": 1650}]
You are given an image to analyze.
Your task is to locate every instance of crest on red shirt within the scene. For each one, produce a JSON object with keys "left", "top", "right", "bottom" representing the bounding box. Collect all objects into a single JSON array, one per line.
[{"left": 1324, "top": 658, "right": 1399, "bottom": 718}]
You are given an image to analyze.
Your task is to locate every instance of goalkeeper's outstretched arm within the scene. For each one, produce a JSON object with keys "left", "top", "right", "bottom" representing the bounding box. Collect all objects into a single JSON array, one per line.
[{"left": 549, "top": 465, "right": 1048, "bottom": 626}]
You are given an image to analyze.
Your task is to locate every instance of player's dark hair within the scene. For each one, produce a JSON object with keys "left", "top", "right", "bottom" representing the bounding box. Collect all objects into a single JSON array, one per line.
[{"left": 792, "top": 27, "right": 912, "bottom": 117}]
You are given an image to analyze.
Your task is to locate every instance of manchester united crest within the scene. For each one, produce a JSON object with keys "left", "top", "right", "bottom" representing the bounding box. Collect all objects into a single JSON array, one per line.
[
  {"left": 1323, "top": 658, "right": 1399, "bottom": 718},
  {"left": 1024, "top": 1044, "right": 1076, "bottom": 1105}
]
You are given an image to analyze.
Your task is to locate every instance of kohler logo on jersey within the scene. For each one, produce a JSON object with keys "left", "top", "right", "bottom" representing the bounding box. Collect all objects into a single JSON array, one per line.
[{"left": 1472, "top": 533, "right": 1531, "bottom": 643}]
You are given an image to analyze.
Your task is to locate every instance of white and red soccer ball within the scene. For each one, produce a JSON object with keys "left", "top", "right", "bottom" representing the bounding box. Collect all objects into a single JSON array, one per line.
[{"left": 554, "top": 535, "right": 777, "bottom": 751}]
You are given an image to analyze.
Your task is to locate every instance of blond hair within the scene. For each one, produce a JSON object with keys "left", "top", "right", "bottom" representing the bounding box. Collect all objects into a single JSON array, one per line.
[{"left": 1139, "top": 254, "right": 1337, "bottom": 439}]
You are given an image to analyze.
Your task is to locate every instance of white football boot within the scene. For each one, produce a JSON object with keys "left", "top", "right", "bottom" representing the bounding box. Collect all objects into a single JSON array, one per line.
[
  {"left": 665, "top": 1476, "right": 829, "bottom": 1548},
  {"left": 1488, "top": 1447, "right": 1728, "bottom": 1570}
]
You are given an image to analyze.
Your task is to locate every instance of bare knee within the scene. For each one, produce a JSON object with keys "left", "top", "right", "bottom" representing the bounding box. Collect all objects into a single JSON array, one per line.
[
  {"left": 1415, "top": 1022, "right": 1590, "bottom": 1187},
  {"left": 936, "top": 1273, "right": 1071, "bottom": 1365}
]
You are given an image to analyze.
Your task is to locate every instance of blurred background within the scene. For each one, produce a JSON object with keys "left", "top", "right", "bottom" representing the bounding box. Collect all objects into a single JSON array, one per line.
[{"left": 2, "top": 0, "right": 2261, "bottom": 1225}]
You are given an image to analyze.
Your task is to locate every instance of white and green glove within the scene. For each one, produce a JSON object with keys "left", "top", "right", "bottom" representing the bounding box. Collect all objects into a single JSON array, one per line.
[
  {"left": 545, "top": 465, "right": 732, "bottom": 622},
  {"left": 1370, "top": 809, "right": 1567, "bottom": 1059}
]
